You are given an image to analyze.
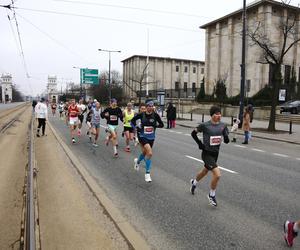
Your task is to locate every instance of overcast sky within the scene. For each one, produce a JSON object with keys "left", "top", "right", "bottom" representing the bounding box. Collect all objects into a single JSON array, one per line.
[{"left": 0, "top": 0, "right": 299, "bottom": 95}]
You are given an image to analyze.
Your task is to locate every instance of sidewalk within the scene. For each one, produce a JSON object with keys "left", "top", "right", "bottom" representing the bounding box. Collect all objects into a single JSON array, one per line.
[
  {"left": 35, "top": 123, "right": 129, "bottom": 249},
  {"left": 161, "top": 113, "right": 300, "bottom": 145}
]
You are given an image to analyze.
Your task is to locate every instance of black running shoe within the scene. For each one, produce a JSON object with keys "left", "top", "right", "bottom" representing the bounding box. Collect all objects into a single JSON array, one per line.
[
  {"left": 190, "top": 179, "right": 196, "bottom": 195},
  {"left": 36, "top": 134, "right": 40, "bottom": 137},
  {"left": 207, "top": 194, "right": 217, "bottom": 207}
]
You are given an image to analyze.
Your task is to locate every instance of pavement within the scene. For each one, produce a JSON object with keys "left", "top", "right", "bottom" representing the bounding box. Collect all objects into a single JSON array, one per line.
[{"left": 161, "top": 113, "right": 300, "bottom": 145}]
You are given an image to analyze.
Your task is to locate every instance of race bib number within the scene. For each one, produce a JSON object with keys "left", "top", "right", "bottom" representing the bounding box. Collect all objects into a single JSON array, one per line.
[
  {"left": 110, "top": 115, "right": 118, "bottom": 121},
  {"left": 144, "top": 126, "right": 154, "bottom": 134},
  {"left": 210, "top": 136, "right": 221, "bottom": 146}
]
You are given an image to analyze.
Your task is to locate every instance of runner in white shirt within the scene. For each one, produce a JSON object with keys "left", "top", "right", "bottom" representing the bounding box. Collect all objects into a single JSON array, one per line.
[
  {"left": 77, "top": 99, "right": 86, "bottom": 136},
  {"left": 35, "top": 97, "right": 48, "bottom": 137}
]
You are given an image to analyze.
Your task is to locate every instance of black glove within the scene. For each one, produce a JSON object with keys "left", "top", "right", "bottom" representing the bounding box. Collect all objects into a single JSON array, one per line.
[{"left": 191, "top": 130, "right": 205, "bottom": 150}]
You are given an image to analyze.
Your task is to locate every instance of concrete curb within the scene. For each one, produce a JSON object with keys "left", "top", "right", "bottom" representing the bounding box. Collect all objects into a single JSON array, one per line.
[
  {"left": 48, "top": 122, "right": 151, "bottom": 250},
  {"left": 175, "top": 123, "right": 300, "bottom": 145}
]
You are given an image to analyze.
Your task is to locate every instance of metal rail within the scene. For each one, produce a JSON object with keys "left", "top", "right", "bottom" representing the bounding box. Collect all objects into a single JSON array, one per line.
[{"left": 25, "top": 115, "right": 36, "bottom": 250}]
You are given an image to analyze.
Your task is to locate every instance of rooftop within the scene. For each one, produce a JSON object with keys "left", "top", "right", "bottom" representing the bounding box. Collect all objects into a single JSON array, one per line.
[{"left": 121, "top": 55, "right": 205, "bottom": 64}]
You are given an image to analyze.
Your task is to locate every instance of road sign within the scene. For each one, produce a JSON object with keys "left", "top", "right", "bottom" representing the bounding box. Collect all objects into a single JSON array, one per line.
[{"left": 80, "top": 68, "right": 99, "bottom": 85}]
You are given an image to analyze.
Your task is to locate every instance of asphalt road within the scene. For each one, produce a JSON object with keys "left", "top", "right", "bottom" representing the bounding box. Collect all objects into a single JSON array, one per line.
[{"left": 49, "top": 113, "right": 300, "bottom": 250}]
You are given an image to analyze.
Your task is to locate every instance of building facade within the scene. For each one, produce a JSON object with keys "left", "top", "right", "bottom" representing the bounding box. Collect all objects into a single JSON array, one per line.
[
  {"left": 201, "top": 0, "right": 300, "bottom": 97},
  {"left": 122, "top": 55, "right": 205, "bottom": 101},
  {"left": 47, "top": 76, "right": 59, "bottom": 103},
  {"left": 1, "top": 74, "right": 13, "bottom": 103}
]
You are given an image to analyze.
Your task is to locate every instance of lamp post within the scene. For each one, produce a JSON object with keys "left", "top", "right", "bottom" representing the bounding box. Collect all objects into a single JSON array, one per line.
[
  {"left": 239, "top": 0, "right": 247, "bottom": 128},
  {"left": 98, "top": 49, "right": 121, "bottom": 102}
]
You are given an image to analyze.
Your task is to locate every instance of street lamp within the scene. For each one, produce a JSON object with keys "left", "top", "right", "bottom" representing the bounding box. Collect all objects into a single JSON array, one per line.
[{"left": 98, "top": 49, "right": 121, "bottom": 102}]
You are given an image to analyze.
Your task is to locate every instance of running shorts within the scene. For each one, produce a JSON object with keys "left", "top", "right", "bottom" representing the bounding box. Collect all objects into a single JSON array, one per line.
[
  {"left": 107, "top": 124, "right": 118, "bottom": 133},
  {"left": 92, "top": 123, "right": 100, "bottom": 129},
  {"left": 124, "top": 126, "right": 134, "bottom": 133},
  {"left": 138, "top": 135, "right": 154, "bottom": 148},
  {"left": 78, "top": 114, "right": 84, "bottom": 123},
  {"left": 201, "top": 150, "right": 219, "bottom": 170},
  {"left": 69, "top": 117, "right": 78, "bottom": 126}
]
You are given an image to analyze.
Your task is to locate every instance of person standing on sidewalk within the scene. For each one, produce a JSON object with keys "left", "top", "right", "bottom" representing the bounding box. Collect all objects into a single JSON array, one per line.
[
  {"left": 242, "top": 106, "right": 251, "bottom": 144},
  {"left": 166, "top": 103, "right": 173, "bottom": 129},
  {"left": 284, "top": 220, "right": 299, "bottom": 247},
  {"left": 35, "top": 97, "right": 48, "bottom": 137},
  {"left": 131, "top": 101, "right": 164, "bottom": 182},
  {"left": 170, "top": 104, "right": 176, "bottom": 128},
  {"left": 189, "top": 106, "right": 229, "bottom": 207},
  {"left": 231, "top": 117, "right": 240, "bottom": 143}
]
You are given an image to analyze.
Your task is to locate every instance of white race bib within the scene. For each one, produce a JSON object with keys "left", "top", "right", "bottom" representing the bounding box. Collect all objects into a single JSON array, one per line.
[
  {"left": 144, "top": 126, "right": 154, "bottom": 134},
  {"left": 210, "top": 136, "right": 221, "bottom": 146},
  {"left": 110, "top": 115, "right": 118, "bottom": 121}
]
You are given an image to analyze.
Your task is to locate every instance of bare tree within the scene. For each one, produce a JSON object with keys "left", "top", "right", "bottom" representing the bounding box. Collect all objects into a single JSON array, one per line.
[
  {"left": 248, "top": 0, "right": 300, "bottom": 131},
  {"left": 123, "top": 63, "right": 156, "bottom": 104}
]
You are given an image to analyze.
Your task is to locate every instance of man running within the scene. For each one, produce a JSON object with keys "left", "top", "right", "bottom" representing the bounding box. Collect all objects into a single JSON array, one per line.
[
  {"left": 190, "top": 106, "right": 229, "bottom": 207},
  {"left": 284, "top": 220, "right": 299, "bottom": 247},
  {"left": 35, "top": 97, "right": 48, "bottom": 137},
  {"left": 51, "top": 102, "right": 57, "bottom": 116},
  {"left": 58, "top": 102, "right": 64, "bottom": 118},
  {"left": 68, "top": 99, "right": 80, "bottom": 144},
  {"left": 77, "top": 98, "right": 86, "bottom": 136},
  {"left": 101, "top": 98, "right": 123, "bottom": 157},
  {"left": 123, "top": 102, "right": 136, "bottom": 152},
  {"left": 86, "top": 103, "right": 93, "bottom": 142},
  {"left": 91, "top": 102, "right": 101, "bottom": 147},
  {"left": 131, "top": 100, "right": 164, "bottom": 183}
]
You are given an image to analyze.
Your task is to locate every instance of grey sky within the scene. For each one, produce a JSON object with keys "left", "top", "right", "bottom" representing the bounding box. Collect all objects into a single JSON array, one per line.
[{"left": 0, "top": 0, "right": 298, "bottom": 95}]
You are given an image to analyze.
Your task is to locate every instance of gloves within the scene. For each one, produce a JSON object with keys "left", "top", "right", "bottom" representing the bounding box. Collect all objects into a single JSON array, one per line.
[{"left": 191, "top": 130, "right": 205, "bottom": 151}]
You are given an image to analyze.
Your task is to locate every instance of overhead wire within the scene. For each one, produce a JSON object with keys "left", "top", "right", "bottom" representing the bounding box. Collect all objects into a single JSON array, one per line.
[
  {"left": 53, "top": 0, "right": 214, "bottom": 19},
  {"left": 12, "top": 6, "right": 199, "bottom": 33}
]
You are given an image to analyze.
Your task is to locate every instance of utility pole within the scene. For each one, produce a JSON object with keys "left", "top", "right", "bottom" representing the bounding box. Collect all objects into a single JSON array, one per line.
[
  {"left": 98, "top": 49, "right": 121, "bottom": 102},
  {"left": 239, "top": 0, "right": 247, "bottom": 128}
]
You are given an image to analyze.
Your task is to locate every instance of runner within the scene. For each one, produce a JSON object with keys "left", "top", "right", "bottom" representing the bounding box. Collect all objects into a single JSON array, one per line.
[
  {"left": 35, "top": 97, "right": 48, "bottom": 137},
  {"left": 64, "top": 101, "right": 70, "bottom": 126},
  {"left": 77, "top": 99, "right": 86, "bottom": 136},
  {"left": 51, "top": 102, "right": 57, "bottom": 116},
  {"left": 58, "top": 102, "right": 64, "bottom": 118},
  {"left": 86, "top": 103, "right": 93, "bottom": 142},
  {"left": 90, "top": 101, "right": 101, "bottom": 147},
  {"left": 100, "top": 98, "right": 123, "bottom": 157},
  {"left": 134, "top": 103, "right": 147, "bottom": 147},
  {"left": 123, "top": 102, "right": 136, "bottom": 152},
  {"left": 131, "top": 100, "right": 164, "bottom": 183},
  {"left": 284, "top": 220, "right": 299, "bottom": 247},
  {"left": 68, "top": 99, "right": 80, "bottom": 144},
  {"left": 190, "top": 105, "right": 229, "bottom": 207}
]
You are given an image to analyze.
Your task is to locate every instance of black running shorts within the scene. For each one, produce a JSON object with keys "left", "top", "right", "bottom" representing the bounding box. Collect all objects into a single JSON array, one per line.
[
  {"left": 124, "top": 126, "right": 134, "bottom": 133},
  {"left": 78, "top": 114, "right": 84, "bottom": 123},
  {"left": 201, "top": 150, "right": 219, "bottom": 170},
  {"left": 138, "top": 135, "right": 154, "bottom": 148}
]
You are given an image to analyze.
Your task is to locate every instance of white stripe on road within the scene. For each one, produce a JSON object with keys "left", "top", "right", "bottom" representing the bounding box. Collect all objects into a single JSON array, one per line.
[
  {"left": 251, "top": 148, "right": 265, "bottom": 153},
  {"left": 272, "top": 153, "right": 288, "bottom": 158},
  {"left": 297, "top": 158, "right": 300, "bottom": 161},
  {"left": 233, "top": 145, "right": 246, "bottom": 148},
  {"left": 175, "top": 131, "right": 183, "bottom": 134},
  {"left": 185, "top": 155, "right": 238, "bottom": 174},
  {"left": 184, "top": 134, "right": 190, "bottom": 136}
]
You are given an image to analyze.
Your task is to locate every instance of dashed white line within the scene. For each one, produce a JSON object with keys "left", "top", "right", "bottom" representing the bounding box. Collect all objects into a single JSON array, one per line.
[
  {"left": 233, "top": 145, "right": 246, "bottom": 148},
  {"left": 185, "top": 155, "right": 238, "bottom": 174},
  {"left": 272, "top": 153, "right": 288, "bottom": 158},
  {"left": 175, "top": 131, "right": 183, "bottom": 134},
  {"left": 184, "top": 134, "right": 190, "bottom": 136},
  {"left": 251, "top": 148, "right": 265, "bottom": 153}
]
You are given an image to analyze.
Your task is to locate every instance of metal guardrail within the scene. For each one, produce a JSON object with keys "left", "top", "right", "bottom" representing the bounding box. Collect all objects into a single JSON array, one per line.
[{"left": 25, "top": 115, "right": 36, "bottom": 250}]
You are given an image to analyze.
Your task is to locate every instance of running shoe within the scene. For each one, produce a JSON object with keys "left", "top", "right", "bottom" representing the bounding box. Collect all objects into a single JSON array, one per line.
[
  {"left": 89, "top": 136, "right": 92, "bottom": 142},
  {"left": 86, "top": 131, "right": 90, "bottom": 135},
  {"left": 190, "top": 179, "right": 196, "bottom": 195},
  {"left": 72, "top": 138, "right": 76, "bottom": 144},
  {"left": 145, "top": 173, "right": 152, "bottom": 182},
  {"left": 92, "top": 143, "right": 98, "bottom": 147},
  {"left": 36, "top": 133, "right": 40, "bottom": 137},
  {"left": 105, "top": 128, "right": 109, "bottom": 133},
  {"left": 207, "top": 194, "right": 217, "bottom": 207},
  {"left": 133, "top": 158, "right": 140, "bottom": 171},
  {"left": 124, "top": 147, "right": 131, "bottom": 152},
  {"left": 284, "top": 221, "right": 298, "bottom": 247},
  {"left": 114, "top": 152, "right": 119, "bottom": 158},
  {"left": 77, "top": 130, "right": 81, "bottom": 136}
]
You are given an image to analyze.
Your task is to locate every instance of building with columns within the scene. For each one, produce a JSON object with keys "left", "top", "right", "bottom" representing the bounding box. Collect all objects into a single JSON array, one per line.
[
  {"left": 47, "top": 75, "right": 59, "bottom": 103},
  {"left": 201, "top": 0, "right": 300, "bottom": 97},
  {"left": 122, "top": 55, "right": 205, "bottom": 101},
  {"left": 1, "top": 74, "right": 13, "bottom": 103}
]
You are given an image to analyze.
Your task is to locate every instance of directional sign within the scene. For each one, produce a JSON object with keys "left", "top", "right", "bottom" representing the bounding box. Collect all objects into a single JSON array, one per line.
[{"left": 80, "top": 68, "right": 99, "bottom": 85}]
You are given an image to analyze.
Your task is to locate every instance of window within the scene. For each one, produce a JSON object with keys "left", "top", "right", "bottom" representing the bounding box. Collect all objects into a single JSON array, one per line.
[
  {"left": 184, "top": 66, "right": 188, "bottom": 73},
  {"left": 176, "top": 65, "right": 179, "bottom": 72},
  {"left": 175, "top": 82, "right": 179, "bottom": 91},
  {"left": 284, "top": 65, "right": 291, "bottom": 85},
  {"left": 192, "top": 82, "right": 196, "bottom": 92},
  {"left": 193, "top": 67, "right": 196, "bottom": 74},
  {"left": 184, "top": 82, "right": 187, "bottom": 92},
  {"left": 201, "top": 68, "right": 204, "bottom": 74}
]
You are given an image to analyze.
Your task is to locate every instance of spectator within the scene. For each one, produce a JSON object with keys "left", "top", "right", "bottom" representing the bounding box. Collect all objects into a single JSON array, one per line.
[
  {"left": 242, "top": 106, "right": 251, "bottom": 144},
  {"left": 166, "top": 103, "right": 173, "bottom": 129},
  {"left": 170, "top": 104, "right": 177, "bottom": 128}
]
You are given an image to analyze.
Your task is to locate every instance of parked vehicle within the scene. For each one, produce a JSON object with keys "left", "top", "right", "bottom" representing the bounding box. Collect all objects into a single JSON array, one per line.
[{"left": 279, "top": 100, "right": 300, "bottom": 114}]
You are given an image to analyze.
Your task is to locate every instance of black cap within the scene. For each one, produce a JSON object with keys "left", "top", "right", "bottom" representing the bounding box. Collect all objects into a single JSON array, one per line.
[
  {"left": 41, "top": 97, "right": 45, "bottom": 102},
  {"left": 210, "top": 106, "right": 221, "bottom": 116}
]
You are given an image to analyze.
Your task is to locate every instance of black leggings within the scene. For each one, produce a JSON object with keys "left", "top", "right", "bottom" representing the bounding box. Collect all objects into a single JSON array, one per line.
[{"left": 37, "top": 118, "right": 46, "bottom": 135}]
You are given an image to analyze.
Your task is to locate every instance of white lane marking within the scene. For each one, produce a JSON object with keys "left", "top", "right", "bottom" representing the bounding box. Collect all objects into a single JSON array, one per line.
[
  {"left": 297, "top": 158, "right": 300, "bottom": 161},
  {"left": 168, "top": 130, "right": 175, "bottom": 133},
  {"left": 184, "top": 134, "right": 190, "bottom": 136},
  {"left": 185, "top": 155, "right": 238, "bottom": 174},
  {"left": 272, "top": 153, "right": 288, "bottom": 158},
  {"left": 175, "top": 131, "right": 183, "bottom": 134},
  {"left": 233, "top": 145, "right": 246, "bottom": 148},
  {"left": 251, "top": 148, "right": 265, "bottom": 153}
]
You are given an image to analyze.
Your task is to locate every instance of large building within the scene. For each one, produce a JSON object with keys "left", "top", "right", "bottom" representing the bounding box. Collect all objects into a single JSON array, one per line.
[
  {"left": 47, "top": 75, "right": 59, "bottom": 103},
  {"left": 1, "top": 74, "right": 13, "bottom": 103},
  {"left": 122, "top": 55, "right": 205, "bottom": 101},
  {"left": 201, "top": 0, "right": 300, "bottom": 97}
]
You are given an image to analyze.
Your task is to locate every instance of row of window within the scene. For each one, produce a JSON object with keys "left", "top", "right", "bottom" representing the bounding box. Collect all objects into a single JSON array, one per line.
[
  {"left": 175, "top": 82, "right": 197, "bottom": 92},
  {"left": 175, "top": 65, "right": 205, "bottom": 74}
]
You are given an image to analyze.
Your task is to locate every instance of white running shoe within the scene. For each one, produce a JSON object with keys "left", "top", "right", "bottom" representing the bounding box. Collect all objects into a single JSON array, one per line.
[
  {"left": 92, "top": 143, "right": 98, "bottom": 147},
  {"left": 72, "top": 138, "right": 76, "bottom": 144},
  {"left": 133, "top": 158, "right": 140, "bottom": 171},
  {"left": 145, "top": 173, "right": 152, "bottom": 182}
]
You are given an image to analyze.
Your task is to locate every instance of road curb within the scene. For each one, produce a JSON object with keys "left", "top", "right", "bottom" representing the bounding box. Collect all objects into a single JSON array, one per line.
[{"left": 48, "top": 122, "right": 151, "bottom": 250}]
